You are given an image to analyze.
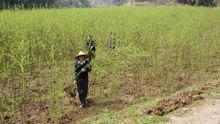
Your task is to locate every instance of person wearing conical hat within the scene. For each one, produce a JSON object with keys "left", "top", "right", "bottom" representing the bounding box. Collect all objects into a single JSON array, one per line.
[{"left": 74, "top": 51, "right": 92, "bottom": 108}]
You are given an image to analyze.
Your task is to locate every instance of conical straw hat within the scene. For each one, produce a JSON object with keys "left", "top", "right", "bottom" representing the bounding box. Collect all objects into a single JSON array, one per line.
[{"left": 75, "top": 51, "right": 87, "bottom": 59}]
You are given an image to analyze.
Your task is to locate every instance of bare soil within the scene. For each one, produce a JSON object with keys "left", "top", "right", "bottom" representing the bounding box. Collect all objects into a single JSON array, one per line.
[
  {"left": 59, "top": 97, "right": 133, "bottom": 124},
  {"left": 167, "top": 93, "right": 220, "bottom": 124},
  {"left": 1, "top": 75, "right": 219, "bottom": 124},
  {"left": 141, "top": 81, "right": 220, "bottom": 116}
]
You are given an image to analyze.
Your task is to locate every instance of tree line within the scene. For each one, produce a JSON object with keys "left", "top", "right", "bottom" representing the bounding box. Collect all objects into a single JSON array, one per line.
[
  {"left": 177, "top": 0, "right": 218, "bottom": 6},
  {"left": 0, "top": 0, "right": 55, "bottom": 9},
  {"left": 0, "top": 0, "right": 218, "bottom": 10}
]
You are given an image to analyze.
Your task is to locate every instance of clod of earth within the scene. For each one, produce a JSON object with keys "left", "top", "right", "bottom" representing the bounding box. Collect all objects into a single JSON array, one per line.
[
  {"left": 4, "top": 115, "right": 10, "bottom": 120},
  {"left": 142, "top": 82, "right": 220, "bottom": 116}
]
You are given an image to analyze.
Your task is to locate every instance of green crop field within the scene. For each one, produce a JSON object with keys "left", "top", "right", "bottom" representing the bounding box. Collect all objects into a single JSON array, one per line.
[{"left": 0, "top": 6, "right": 220, "bottom": 123}]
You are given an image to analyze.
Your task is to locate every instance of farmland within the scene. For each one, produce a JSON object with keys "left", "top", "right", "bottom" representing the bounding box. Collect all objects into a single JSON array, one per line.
[{"left": 0, "top": 6, "right": 220, "bottom": 123}]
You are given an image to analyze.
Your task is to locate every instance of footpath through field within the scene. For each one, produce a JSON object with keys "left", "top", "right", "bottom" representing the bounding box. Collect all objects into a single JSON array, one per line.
[{"left": 167, "top": 93, "right": 220, "bottom": 124}]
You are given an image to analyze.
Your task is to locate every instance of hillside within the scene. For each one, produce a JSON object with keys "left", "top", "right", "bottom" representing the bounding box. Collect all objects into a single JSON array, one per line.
[{"left": 0, "top": 6, "right": 220, "bottom": 123}]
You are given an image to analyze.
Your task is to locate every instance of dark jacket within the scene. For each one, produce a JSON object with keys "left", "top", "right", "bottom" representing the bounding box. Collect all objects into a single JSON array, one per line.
[{"left": 74, "top": 60, "right": 92, "bottom": 80}]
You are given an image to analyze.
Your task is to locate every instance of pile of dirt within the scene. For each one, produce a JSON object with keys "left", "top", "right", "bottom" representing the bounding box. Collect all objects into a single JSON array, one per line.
[
  {"left": 168, "top": 95, "right": 220, "bottom": 124},
  {"left": 142, "top": 82, "right": 220, "bottom": 116}
]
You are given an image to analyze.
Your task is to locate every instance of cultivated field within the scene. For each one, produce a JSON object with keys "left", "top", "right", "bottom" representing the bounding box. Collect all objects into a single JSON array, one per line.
[{"left": 0, "top": 6, "right": 220, "bottom": 123}]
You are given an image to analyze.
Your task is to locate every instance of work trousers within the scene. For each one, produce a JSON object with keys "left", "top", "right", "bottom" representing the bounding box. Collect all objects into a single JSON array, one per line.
[{"left": 76, "top": 78, "right": 88, "bottom": 105}]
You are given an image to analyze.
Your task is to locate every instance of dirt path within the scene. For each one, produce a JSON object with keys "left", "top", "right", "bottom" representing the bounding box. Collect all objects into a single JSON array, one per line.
[
  {"left": 168, "top": 93, "right": 220, "bottom": 124},
  {"left": 59, "top": 97, "right": 134, "bottom": 123}
]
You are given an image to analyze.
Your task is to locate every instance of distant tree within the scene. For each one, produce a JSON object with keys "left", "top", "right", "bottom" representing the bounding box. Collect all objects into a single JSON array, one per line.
[
  {"left": 79, "top": 0, "right": 90, "bottom": 7},
  {"left": 0, "top": 0, "right": 55, "bottom": 9},
  {"left": 69, "top": 0, "right": 80, "bottom": 7},
  {"left": 177, "top": 0, "right": 217, "bottom": 6}
]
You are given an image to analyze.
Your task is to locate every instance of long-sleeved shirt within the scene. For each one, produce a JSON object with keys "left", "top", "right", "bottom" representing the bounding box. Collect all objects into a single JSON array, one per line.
[{"left": 74, "top": 60, "right": 92, "bottom": 80}]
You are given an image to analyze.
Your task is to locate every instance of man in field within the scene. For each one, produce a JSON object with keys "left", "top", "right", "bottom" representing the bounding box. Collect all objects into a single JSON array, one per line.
[
  {"left": 74, "top": 51, "right": 92, "bottom": 108},
  {"left": 109, "top": 32, "right": 116, "bottom": 50}
]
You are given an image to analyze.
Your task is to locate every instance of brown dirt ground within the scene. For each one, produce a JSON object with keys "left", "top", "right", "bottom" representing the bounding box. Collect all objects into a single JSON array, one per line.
[
  {"left": 1, "top": 73, "right": 219, "bottom": 124},
  {"left": 59, "top": 70, "right": 160, "bottom": 123},
  {"left": 141, "top": 81, "right": 220, "bottom": 116},
  {"left": 118, "top": 71, "right": 160, "bottom": 97},
  {"left": 1, "top": 79, "right": 54, "bottom": 124},
  {"left": 167, "top": 93, "right": 220, "bottom": 124},
  {"left": 59, "top": 97, "right": 133, "bottom": 124}
]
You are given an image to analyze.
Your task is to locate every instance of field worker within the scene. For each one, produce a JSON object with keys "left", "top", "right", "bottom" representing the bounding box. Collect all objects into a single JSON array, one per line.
[
  {"left": 74, "top": 51, "right": 92, "bottom": 108},
  {"left": 85, "top": 34, "right": 96, "bottom": 61},
  {"left": 109, "top": 32, "right": 116, "bottom": 50}
]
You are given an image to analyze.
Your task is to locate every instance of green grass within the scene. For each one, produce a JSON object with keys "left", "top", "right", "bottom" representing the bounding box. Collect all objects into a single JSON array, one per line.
[
  {"left": 79, "top": 81, "right": 220, "bottom": 124},
  {"left": 0, "top": 6, "right": 220, "bottom": 123},
  {"left": 79, "top": 97, "right": 165, "bottom": 124}
]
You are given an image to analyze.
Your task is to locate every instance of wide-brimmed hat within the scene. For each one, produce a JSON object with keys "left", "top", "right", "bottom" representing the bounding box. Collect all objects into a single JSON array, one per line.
[{"left": 75, "top": 51, "right": 88, "bottom": 59}]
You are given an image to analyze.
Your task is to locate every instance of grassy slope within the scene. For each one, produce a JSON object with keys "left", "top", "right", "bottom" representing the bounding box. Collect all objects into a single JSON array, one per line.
[
  {"left": 0, "top": 6, "right": 220, "bottom": 123},
  {"left": 79, "top": 80, "right": 220, "bottom": 124}
]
